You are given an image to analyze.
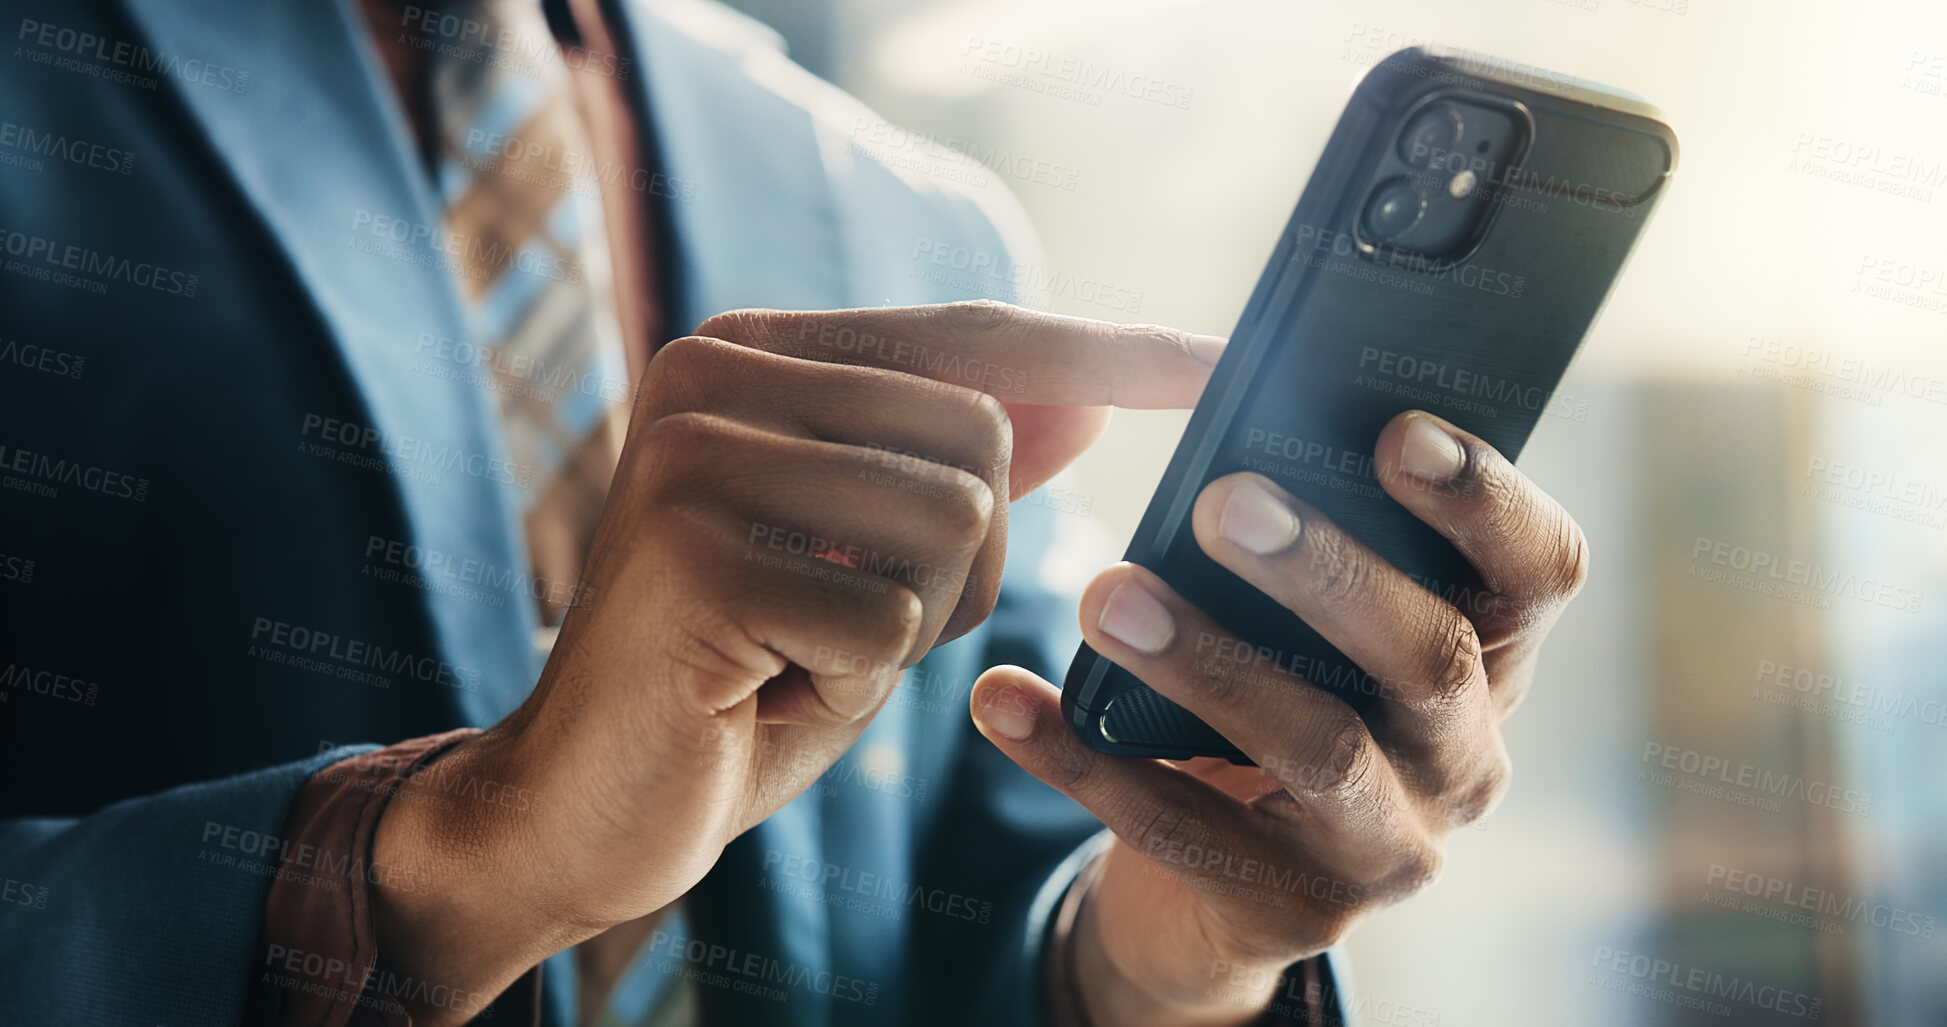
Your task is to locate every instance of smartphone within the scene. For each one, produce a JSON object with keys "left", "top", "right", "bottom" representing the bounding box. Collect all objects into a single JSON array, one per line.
[{"left": 1061, "top": 47, "right": 1678, "bottom": 759}]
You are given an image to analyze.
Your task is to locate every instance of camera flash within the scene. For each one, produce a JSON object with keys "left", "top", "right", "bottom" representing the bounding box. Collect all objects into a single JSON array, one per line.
[{"left": 1448, "top": 170, "right": 1477, "bottom": 199}]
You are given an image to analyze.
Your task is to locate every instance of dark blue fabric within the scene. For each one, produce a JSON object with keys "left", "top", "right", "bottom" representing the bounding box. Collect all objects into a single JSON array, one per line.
[
  {"left": 0, "top": 0, "right": 1115, "bottom": 1023},
  {"left": 0, "top": 746, "right": 374, "bottom": 1023}
]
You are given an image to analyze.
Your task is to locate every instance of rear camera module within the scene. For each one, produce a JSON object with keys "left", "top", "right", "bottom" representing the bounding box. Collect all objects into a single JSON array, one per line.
[
  {"left": 1353, "top": 93, "right": 1529, "bottom": 263},
  {"left": 1362, "top": 177, "right": 1426, "bottom": 242},
  {"left": 1399, "top": 104, "right": 1463, "bottom": 166}
]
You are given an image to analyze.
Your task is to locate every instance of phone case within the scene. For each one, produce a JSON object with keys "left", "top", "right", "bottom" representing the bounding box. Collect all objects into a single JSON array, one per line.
[{"left": 1061, "top": 47, "right": 1678, "bottom": 759}]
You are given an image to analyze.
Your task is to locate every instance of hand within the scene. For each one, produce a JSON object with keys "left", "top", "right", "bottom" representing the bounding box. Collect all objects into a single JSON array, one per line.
[
  {"left": 367, "top": 301, "right": 1221, "bottom": 1024},
  {"left": 972, "top": 411, "right": 1590, "bottom": 1026}
]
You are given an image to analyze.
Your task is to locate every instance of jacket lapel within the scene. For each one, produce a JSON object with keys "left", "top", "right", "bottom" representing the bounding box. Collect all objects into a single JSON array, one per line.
[
  {"left": 111, "top": 0, "right": 542, "bottom": 723},
  {"left": 621, "top": 0, "right": 851, "bottom": 332},
  {"left": 613, "top": 4, "right": 853, "bottom": 1024}
]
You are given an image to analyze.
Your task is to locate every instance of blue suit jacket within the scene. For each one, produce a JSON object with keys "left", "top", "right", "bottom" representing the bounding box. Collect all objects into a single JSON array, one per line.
[{"left": 0, "top": 0, "right": 1340, "bottom": 1023}]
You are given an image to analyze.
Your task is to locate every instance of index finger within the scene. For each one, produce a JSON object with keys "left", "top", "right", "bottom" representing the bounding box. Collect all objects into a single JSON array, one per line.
[{"left": 692, "top": 300, "right": 1225, "bottom": 409}]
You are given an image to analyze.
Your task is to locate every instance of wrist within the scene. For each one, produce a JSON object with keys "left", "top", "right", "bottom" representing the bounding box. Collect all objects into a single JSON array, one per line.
[
  {"left": 369, "top": 728, "right": 598, "bottom": 1025},
  {"left": 1065, "top": 871, "right": 1279, "bottom": 1027}
]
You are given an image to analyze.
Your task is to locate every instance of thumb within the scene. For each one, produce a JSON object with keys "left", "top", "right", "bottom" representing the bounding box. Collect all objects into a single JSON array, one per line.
[
  {"left": 969, "top": 667, "right": 1266, "bottom": 888},
  {"left": 969, "top": 665, "right": 1136, "bottom": 809}
]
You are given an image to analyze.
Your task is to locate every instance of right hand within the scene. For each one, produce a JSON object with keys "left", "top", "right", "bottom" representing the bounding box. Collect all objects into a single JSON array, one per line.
[{"left": 369, "top": 302, "right": 1221, "bottom": 1021}]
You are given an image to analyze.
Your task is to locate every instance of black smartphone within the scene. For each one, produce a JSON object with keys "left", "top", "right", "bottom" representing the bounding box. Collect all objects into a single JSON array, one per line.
[{"left": 1061, "top": 47, "right": 1678, "bottom": 759}]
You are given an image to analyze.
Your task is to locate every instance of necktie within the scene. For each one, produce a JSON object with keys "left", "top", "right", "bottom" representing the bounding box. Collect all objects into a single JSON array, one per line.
[
  {"left": 425, "top": 8, "right": 701, "bottom": 1024},
  {"left": 428, "top": 0, "right": 630, "bottom": 629}
]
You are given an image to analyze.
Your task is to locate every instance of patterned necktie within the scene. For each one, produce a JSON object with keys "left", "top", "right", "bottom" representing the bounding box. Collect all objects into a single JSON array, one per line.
[
  {"left": 428, "top": 0, "right": 630, "bottom": 629},
  {"left": 427, "top": 9, "right": 701, "bottom": 1024}
]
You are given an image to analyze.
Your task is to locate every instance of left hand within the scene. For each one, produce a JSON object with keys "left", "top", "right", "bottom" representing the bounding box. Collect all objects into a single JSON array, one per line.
[{"left": 971, "top": 409, "right": 1590, "bottom": 1026}]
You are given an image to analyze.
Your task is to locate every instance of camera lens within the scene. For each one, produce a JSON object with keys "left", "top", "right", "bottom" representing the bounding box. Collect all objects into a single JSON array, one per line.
[
  {"left": 1399, "top": 104, "right": 1463, "bottom": 166},
  {"left": 1362, "top": 178, "right": 1425, "bottom": 242}
]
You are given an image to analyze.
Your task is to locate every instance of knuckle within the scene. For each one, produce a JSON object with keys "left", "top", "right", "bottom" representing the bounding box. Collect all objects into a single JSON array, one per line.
[
  {"left": 1428, "top": 745, "right": 1511, "bottom": 828},
  {"left": 963, "top": 389, "right": 1014, "bottom": 472},
  {"left": 1467, "top": 748, "right": 1515, "bottom": 822},
  {"left": 1039, "top": 723, "right": 1099, "bottom": 794},
  {"left": 1302, "top": 529, "right": 1370, "bottom": 604},
  {"left": 632, "top": 410, "right": 726, "bottom": 479},
  {"left": 1470, "top": 471, "right": 1528, "bottom": 540},
  {"left": 643, "top": 336, "right": 741, "bottom": 404},
  {"left": 637, "top": 335, "right": 712, "bottom": 417},
  {"left": 660, "top": 619, "right": 770, "bottom": 718},
  {"left": 1293, "top": 710, "right": 1371, "bottom": 796},
  {"left": 932, "top": 468, "right": 996, "bottom": 548},
  {"left": 928, "top": 298, "right": 1023, "bottom": 338},
  {"left": 651, "top": 333, "right": 725, "bottom": 372},
  {"left": 1312, "top": 913, "right": 1359, "bottom": 950},
  {"left": 1385, "top": 841, "right": 1445, "bottom": 896},
  {"left": 1502, "top": 511, "right": 1591, "bottom": 629},
  {"left": 1113, "top": 321, "right": 1190, "bottom": 360},
  {"left": 693, "top": 308, "right": 779, "bottom": 344},
  {"left": 862, "top": 587, "right": 926, "bottom": 666},
  {"left": 888, "top": 586, "right": 927, "bottom": 648},
  {"left": 1417, "top": 610, "right": 1484, "bottom": 702},
  {"left": 1489, "top": 498, "right": 1592, "bottom": 614},
  {"left": 1555, "top": 514, "right": 1593, "bottom": 601},
  {"left": 941, "top": 586, "right": 1000, "bottom": 647},
  {"left": 1187, "top": 651, "right": 1250, "bottom": 708},
  {"left": 807, "top": 691, "right": 872, "bottom": 726},
  {"left": 638, "top": 409, "right": 724, "bottom": 457}
]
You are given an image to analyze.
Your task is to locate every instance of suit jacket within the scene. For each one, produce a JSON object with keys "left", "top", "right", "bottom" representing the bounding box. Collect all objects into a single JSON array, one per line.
[{"left": 0, "top": 0, "right": 1341, "bottom": 1023}]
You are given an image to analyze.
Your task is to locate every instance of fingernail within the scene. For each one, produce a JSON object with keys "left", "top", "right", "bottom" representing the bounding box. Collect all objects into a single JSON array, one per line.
[
  {"left": 973, "top": 684, "right": 1035, "bottom": 740},
  {"left": 1220, "top": 478, "right": 1302, "bottom": 555},
  {"left": 1098, "top": 580, "right": 1175, "bottom": 655},
  {"left": 1186, "top": 333, "right": 1227, "bottom": 367},
  {"left": 1400, "top": 415, "right": 1465, "bottom": 483}
]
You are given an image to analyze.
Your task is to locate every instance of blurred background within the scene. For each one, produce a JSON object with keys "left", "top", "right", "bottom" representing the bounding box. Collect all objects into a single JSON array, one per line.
[{"left": 719, "top": 0, "right": 1947, "bottom": 1023}]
